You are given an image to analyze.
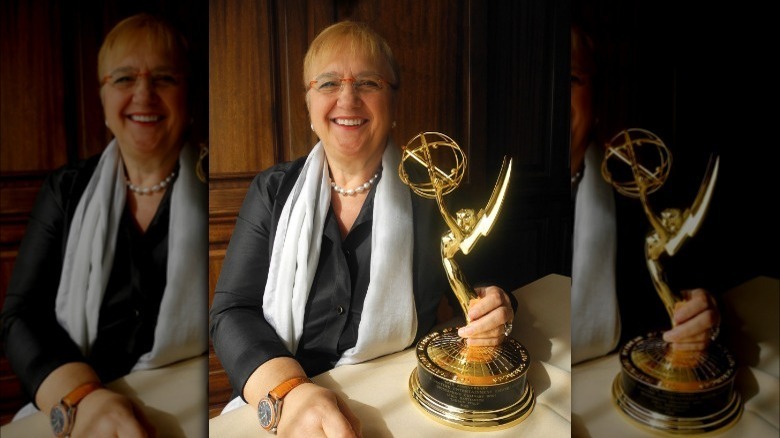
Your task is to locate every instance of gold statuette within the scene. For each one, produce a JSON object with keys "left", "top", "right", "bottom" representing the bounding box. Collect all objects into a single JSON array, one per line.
[
  {"left": 399, "top": 132, "right": 533, "bottom": 430},
  {"left": 602, "top": 128, "right": 742, "bottom": 434}
]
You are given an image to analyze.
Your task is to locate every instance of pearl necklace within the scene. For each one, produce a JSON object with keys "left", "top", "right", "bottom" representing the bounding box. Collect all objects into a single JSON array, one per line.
[
  {"left": 330, "top": 172, "right": 380, "bottom": 196},
  {"left": 571, "top": 169, "right": 583, "bottom": 186},
  {"left": 126, "top": 170, "right": 177, "bottom": 195}
]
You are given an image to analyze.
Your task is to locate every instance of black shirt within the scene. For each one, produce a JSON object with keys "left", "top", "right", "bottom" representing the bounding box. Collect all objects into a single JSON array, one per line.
[
  {"left": 1, "top": 155, "right": 171, "bottom": 405},
  {"left": 210, "top": 157, "right": 449, "bottom": 398}
]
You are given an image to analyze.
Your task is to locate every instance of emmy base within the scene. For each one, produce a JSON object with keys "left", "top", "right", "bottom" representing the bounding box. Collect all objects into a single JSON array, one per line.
[
  {"left": 408, "top": 328, "right": 534, "bottom": 430},
  {"left": 612, "top": 332, "right": 743, "bottom": 435}
]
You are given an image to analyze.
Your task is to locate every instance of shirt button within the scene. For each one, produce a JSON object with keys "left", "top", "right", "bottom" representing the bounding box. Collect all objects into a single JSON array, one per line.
[
  {"left": 344, "top": 249, "right": 351, "bottom": 257},
  {"left": 336, "top": 306, "right": 344, "bottom": 315}
]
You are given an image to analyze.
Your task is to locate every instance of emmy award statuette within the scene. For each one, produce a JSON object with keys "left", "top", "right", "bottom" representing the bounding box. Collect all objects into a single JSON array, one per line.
[
  {"left": 399, "top": 132, "right": 534, "bottom": 430},
  {"left": 602, "top": 128, "right": 742, "bottom": 434}
]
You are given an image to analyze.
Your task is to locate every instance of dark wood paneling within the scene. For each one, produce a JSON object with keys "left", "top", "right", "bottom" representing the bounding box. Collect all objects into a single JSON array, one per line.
[
  {"left": 209, "top": 0, "right": 280, "bottom": 174},
  {"left": 208, "top": 343, "right": 231, "bottom": 418},
  {"left": 0, "top": 1, "right": 68, "bottom": 173}
]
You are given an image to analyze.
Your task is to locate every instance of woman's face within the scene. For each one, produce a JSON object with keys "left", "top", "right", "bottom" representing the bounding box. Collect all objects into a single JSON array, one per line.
[
  {"left": 571, "top": 42, "right": 594, "bottom": 176},
  {"left": 100, "top": 40, "right": 188, "bottom": 159},
  {"left": 306, "top": 49, "right": 395, "bottom": 166}
]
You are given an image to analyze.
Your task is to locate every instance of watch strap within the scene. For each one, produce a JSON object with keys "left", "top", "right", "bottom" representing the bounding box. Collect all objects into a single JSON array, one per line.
[
  {"left": 269, "top": 377, "right": 311, "bottom": 400},
  {"left": 62, "top": 382, "right": 103, "bottom": 407}
]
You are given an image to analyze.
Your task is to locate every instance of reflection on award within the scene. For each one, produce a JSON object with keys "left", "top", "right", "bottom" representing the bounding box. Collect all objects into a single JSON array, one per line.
[
  {"left": 601, "top": 128, "right": 742, "bottom": 434},
  {"left": 399, "top": 132, "right": 534, "bottom": 429}
]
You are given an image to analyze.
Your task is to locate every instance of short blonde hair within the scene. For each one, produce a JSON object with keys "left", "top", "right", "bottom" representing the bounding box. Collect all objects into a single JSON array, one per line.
[
  {"left": 303, "top": 21, "right": 399, "bottom": 89},
  {"left": 98, "top": 14, "right": 189, "bottom": 80}
]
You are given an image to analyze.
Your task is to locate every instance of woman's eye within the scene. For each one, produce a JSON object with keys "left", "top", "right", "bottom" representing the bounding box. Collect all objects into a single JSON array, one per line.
[
  {"left": 356, "top": 79, "right": 381, "bottom": 90},
  {"left": 318, "top": 81, "right": 340, "bottom": 91},
  {"left": 113, "top": 75, "right": 135, "bottom": 84},
  {"left": 154, "top": 74, "right": 179, "bottom": 87}
]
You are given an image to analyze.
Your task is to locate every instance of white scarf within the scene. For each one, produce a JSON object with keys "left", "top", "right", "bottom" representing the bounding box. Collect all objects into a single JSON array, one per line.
[
  {"left": 263, "top": 140, "right": 417, "bottom": 365},
  {"left": 571, "top": 143, "right": 620, "bottom": 364},
  {"left": 54, "top": 140, "right": 207, "bottom": 370}
]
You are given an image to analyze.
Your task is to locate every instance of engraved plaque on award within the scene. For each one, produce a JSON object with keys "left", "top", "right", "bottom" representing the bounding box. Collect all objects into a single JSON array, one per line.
[
  {"left": 399, "top": 132, "right": 534, "bottom": 430},
  {"left": 602, "top": 128, "right": 742, "bottom": 434}
]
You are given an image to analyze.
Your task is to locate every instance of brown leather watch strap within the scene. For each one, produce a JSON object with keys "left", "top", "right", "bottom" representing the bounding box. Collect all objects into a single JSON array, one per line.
[
  {"left": 62, "top": 382, "right": 103, "bottom": 408},
  {"left": 269, "top": 377, "right": 312, "bottom": 400}
]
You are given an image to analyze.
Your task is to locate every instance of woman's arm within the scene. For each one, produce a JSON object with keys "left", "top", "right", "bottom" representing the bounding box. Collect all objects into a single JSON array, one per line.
[
  {"left": 210, "top": 165, "right": 360, "bottom": 436},
  {"left": 209, "top": 170, "right": 298, "bottom": 399},
  {"left": 2, "top": 165, "right": 153, "bottom": 436},
  {"left": 1, "top": 168, "right": 89, "bottom": 403}
]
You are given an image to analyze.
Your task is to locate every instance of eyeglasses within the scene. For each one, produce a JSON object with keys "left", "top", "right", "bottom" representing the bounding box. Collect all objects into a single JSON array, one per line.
[
  {"left": 102, "top": 69, "right": 185, "bottom": 91},
  {"left": 308, "top": 74, "right": 396, "bottom": 95}
]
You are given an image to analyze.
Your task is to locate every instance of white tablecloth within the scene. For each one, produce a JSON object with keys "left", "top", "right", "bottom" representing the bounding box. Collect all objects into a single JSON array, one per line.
[
  {"left": 0, "top": 355, "right": 207, "bottom": 438},
  {"left": 209, "top": 273, "right": 572, "bottom": 437},
  {"left": 572, "top": 276, "right": 780, "bottom": 437}
]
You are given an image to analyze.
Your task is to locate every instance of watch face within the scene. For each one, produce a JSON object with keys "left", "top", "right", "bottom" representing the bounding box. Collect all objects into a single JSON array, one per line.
[
  {"left": 50, "top": 405, "right": 69, "bottom": 437},
  {"left": 257, "top": 398, "right": 274, "bottom": 429}
]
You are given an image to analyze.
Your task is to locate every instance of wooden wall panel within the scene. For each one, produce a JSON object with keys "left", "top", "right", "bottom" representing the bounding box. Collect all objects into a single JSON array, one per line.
[
  {"left": 209, "top": 0, "right": 279, "bottom": 174},
  {"left": 0, "top": 1, "right": 68, "bottom": 173}
]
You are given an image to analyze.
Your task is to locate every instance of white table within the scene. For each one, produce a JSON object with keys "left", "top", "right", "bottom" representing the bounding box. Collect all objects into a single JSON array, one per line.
[
  {"left": 0, "top": 355, "right": 207, "bottom": 438},
  {"left": 209, "top": 273, "right": 572, "bottom": 437},
  {"left": 572, "top": 276, "right": 780, "bottom": 437}
]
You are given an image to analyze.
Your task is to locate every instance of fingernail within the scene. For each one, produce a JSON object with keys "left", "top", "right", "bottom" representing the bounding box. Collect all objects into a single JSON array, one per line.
[
  {"left": 458, "top": 327, "right": 470, "bottom": 337},
  {"left": 663, "top": 331, "right": 675, "bottom": 342}
]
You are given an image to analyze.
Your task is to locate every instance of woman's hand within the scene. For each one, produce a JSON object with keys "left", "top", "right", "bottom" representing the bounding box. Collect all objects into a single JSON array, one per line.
[
  {"left": 69, "top": 388, "right": 154, "bottom": 438},
  {"left": 276, "top": 383, "right": 361, "bottom": 438},
  {"left": 457, "top": 286, "right": 514, "bottom": 346},
  {"left": 662, "top": 288, "right": 720, "bottom": 352}
]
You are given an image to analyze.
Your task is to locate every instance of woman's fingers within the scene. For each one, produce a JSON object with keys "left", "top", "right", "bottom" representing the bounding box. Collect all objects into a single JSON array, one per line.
[
  {"left": 466, "top": 286, "right": 510, "bottom": 321},
  {"left": 70, "top": 389, "right": 152, "bottom": 438},
  {"left": 278, "top": 384, "right": 359, "bottom": 438},
  {"left": 663, "top": 289, "right": 719, "bottom": 350},
  {"left": 458, "top": 286, "right": 514, "bottom": 346}
]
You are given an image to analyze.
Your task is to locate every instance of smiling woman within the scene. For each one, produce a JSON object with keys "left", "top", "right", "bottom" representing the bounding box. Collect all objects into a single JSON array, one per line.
[
  {"left": 0, "top": 13, "right": 207, "bottom": 437},
  {"left": 209, "top": 21, "right": 517, "bottom": 437}
]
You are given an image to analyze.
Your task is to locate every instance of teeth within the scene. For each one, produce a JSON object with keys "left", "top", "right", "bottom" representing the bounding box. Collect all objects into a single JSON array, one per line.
[
  {"left": 130, "top": 115, "right": 161, "bottom": 122},
  {"left": 334, "top": 118, "right": 364, "bottom": 126}
]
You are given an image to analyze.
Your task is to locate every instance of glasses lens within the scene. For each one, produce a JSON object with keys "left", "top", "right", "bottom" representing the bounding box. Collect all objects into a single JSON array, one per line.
[
  {"left": 313, "top": 75, "right": 342, "bottom": 94},
  {"left": 110, "top": 73, "right": 138, "bottom": 90},
  {"left": 312, "top": 75, "right": 387, "bottom": 94},
  {"left": 106, "top": 70, "right": 182, "bottom": 90},
  {"left": 354, "top": 75, "right": 384, "bottom": 93},
  {"left": 151, "top": 73, "right": 181, "bottom": 88}
]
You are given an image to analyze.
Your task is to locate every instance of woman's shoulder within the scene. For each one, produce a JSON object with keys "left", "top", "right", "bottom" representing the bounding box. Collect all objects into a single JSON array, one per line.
[
  {"left": 247, "top": 156, "right": 307, "bottom": 198},
  {"left": 251, "top": 156, "right": 307, "bottom": 183},
  {"left": 38, "top": 153, "right": 102, "bottom": 205}
]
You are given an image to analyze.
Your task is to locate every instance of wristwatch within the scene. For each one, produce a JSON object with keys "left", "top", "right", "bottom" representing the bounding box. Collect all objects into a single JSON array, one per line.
[
  {"left": 257, "top": 376, "right": 312, "bottom": 434},
  {"left": 50, "top": 382, "right": 102, "bottom": 437}
]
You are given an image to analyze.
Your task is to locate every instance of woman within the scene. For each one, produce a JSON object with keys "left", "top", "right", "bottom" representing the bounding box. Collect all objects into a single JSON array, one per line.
[
  {"left": 570, "top": 23, "right": 719, "bottom": 364},
  {"left": 1, "top": 14, "right": 207, "bottom": 436},
  {"left": 210, "top": 21, "right": 515, "bottom": 436}
]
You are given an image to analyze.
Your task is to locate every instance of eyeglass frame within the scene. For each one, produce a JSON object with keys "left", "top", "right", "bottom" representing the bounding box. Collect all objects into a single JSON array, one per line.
[
  {"left": 101, "top": 69, "right": 186, "bottom": 91},
  {"left": 307, "top": 74, "right": 397, "bottom": 95}
]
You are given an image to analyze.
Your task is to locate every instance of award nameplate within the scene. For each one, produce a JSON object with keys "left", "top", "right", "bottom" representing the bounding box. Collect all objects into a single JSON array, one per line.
[
  {"left": 399, "top": 132, "right": 534, "bottom": 430},
  {"left": 602, "top": 128, "right": 742, "bottom": 434}
]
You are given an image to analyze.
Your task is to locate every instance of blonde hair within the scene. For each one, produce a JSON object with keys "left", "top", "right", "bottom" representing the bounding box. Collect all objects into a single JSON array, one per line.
[
  {"left": 303, "top": 21, "right": 399, "bottom": 89},
  {"left": 98, "top": 14, "right": 189, "bottom": 80}
]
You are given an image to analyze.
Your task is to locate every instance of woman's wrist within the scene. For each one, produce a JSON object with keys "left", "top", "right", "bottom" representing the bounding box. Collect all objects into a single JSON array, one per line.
[{"left": 243, "top": 356, "right": 308, "bottom": 408}]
